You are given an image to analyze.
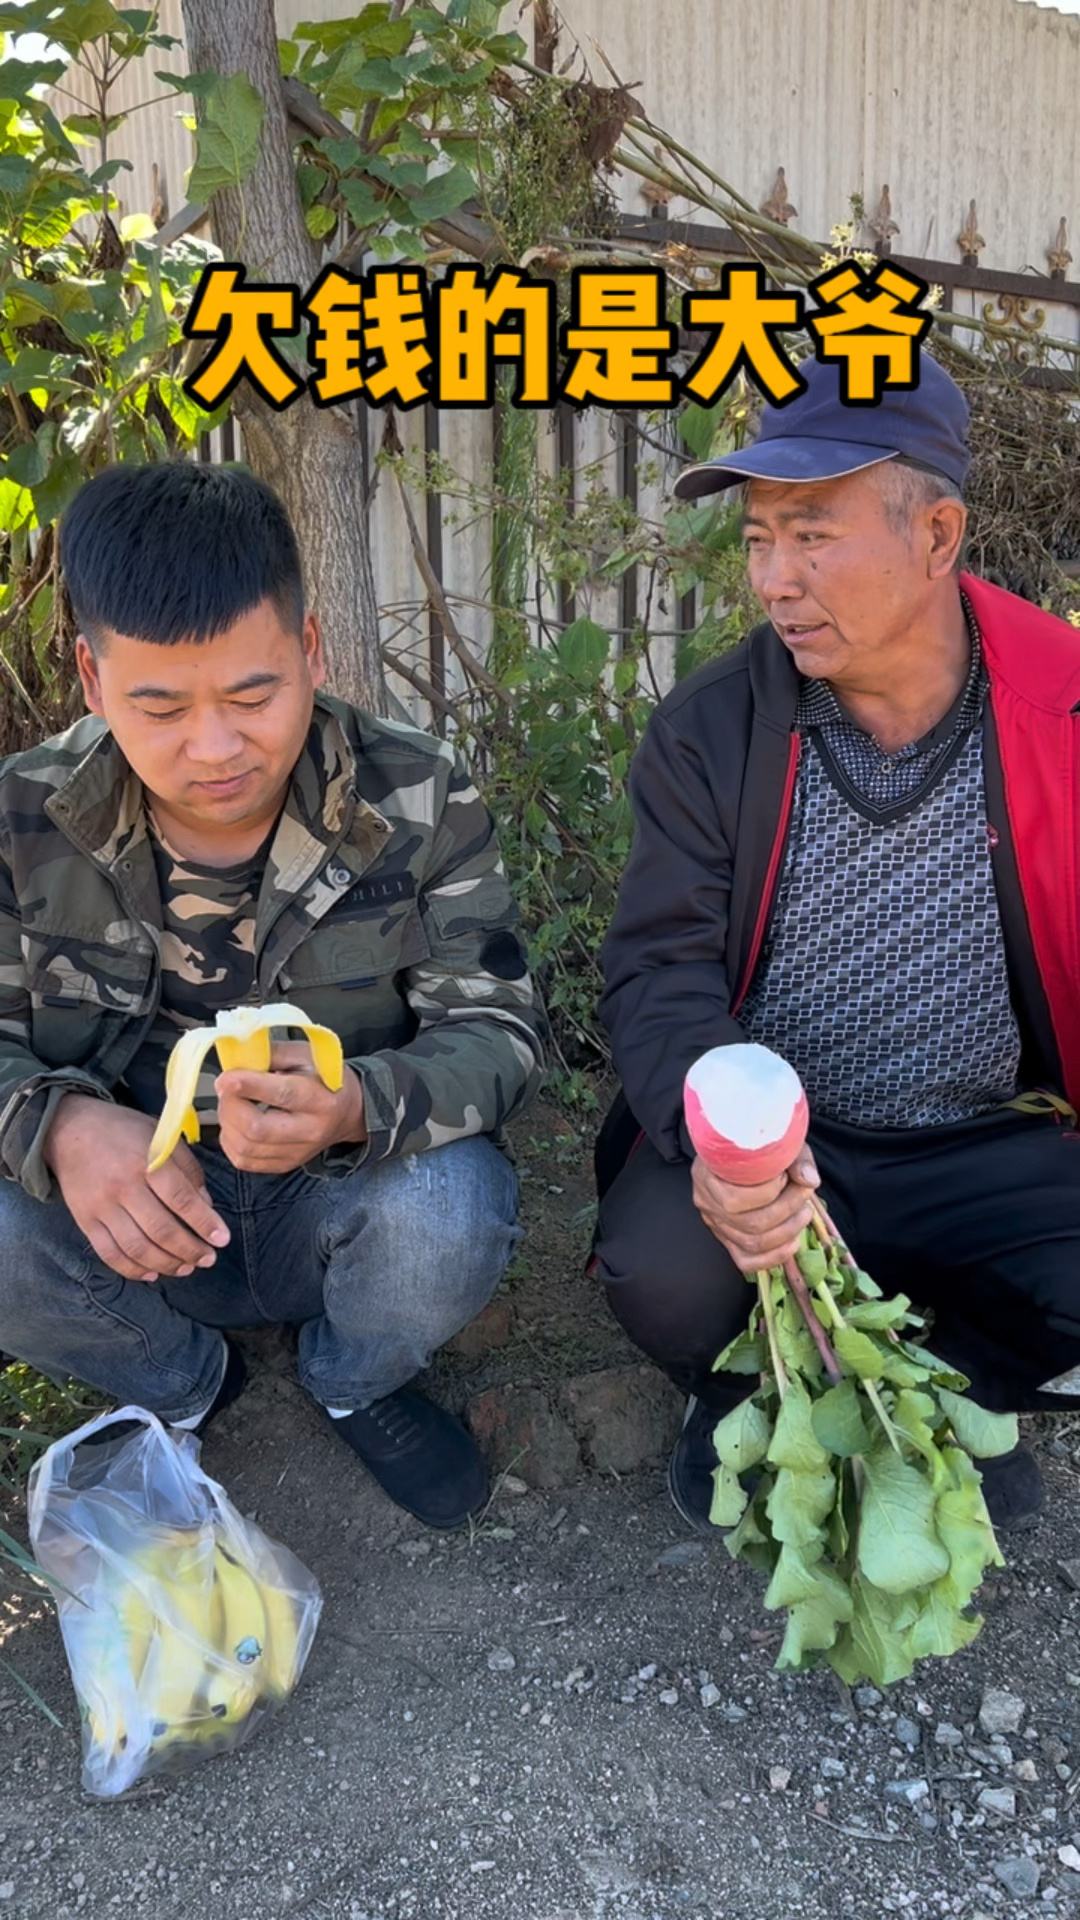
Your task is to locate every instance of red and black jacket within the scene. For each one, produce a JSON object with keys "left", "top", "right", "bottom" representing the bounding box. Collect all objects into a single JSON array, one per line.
[{"left": 596, "top": 573, "right": 1080, "bottom": 1193}]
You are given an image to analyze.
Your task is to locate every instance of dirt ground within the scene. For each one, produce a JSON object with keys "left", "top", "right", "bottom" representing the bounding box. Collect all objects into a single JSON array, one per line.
[{"left": 3, "top": 1102, "right": 1080, "bottom": 1920}]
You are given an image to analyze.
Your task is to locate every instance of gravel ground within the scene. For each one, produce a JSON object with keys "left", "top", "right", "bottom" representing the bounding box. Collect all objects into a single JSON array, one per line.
[
  {"left": 3, "top": 1106, "right": 1080, "bottom": 1920},
  {"left": 3, "top": 1375, "right": 1080, "bottom": 1920}
]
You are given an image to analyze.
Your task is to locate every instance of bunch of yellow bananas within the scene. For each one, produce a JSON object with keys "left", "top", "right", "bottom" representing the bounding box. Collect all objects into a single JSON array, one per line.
[
  {"left": 80, "top": 1527, "right": 306, "bottom": 1778},
  {"left": 147, "top": 1002, "right": 344, "bottom": 1173}
]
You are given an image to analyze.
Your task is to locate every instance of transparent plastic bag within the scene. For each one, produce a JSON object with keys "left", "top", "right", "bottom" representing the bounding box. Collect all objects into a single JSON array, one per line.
[{"left": 27, "top": 1405, "right": 322, "bottom": 1799}]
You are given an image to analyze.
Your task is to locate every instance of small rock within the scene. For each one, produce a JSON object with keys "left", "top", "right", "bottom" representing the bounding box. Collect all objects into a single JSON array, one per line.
[
  {"left": 769, "top": 1766, "right": 792, "bottom": 1791},
  {"left": 935, "top": 1723, "right": 964, "bottom": 1748},
  {"left": 501, "top": 1476, "right": 528, "bottom": 1496},
  {"left": 894, "top": 1716, "right": 921, "bottom": 1751},
  {"left": 637, "top": 1664, "right": 657, "bottom": 1682},
  {"left": 821, "top": 1758, "right": 846, "bottom": 1780},
  {"left": 653, "top": 1542, "right": 706, "bottom": 1569},
  {"left": 487, "top": 1648, "right": 516, "bottom": 1674},
  {"left": 980, "top": 1689, "right": 1026, "bottom": 1737},
  {"left": 659, "top": 1689, "right": 679, "bottom": 1706},
  {"left": 979, "top": 1787, "right": 1017, "bottom": 1818},
  {"left": 1015, "top": 1760, "right": 1039, "bottom": 1783},
  {"left": 993, "top": 1857, "right": 1039, "bottom": 1899},
  {"left": 1058, "top": 1845, "right": 1080, "bottom": 1872},
  {"left": 699, "top": 1683, "right": 722, "bottom": 1710},
  {"left": 855, "top": 1687, "right": 882, "bottom": 1710},
  {"left": 559, "top": 1366, "right": 684, "bottom": 1475},
  {"left": 0, "top": 1890, "right": 13, "bottom": 1905},
  {"left": 885, "top": 1779, "right": 930, "bottom": 1806},
  {"left": 397, "top": 1540, "right": 430, "bottom": 1559},
  {"left": 469, "top": 1861, "right": 496, "bottom": 1874},
  {"left": 722, "top": 1702, "right": 748, "bottom": 1723}
]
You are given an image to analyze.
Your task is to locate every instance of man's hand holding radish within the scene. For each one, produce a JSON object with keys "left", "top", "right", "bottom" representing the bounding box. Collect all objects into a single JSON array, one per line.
[{"left": 691, "top": 1146, "right": 821, "bottom": 1275}]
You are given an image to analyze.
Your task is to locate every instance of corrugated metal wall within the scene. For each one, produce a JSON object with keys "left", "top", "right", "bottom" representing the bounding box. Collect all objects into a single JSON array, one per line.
[
  {"left": 47, "top": 0, "right": 1080, "bottom": 720},
  {"left": 60, "top": 0, "right": 1080, "bottom": 272}
]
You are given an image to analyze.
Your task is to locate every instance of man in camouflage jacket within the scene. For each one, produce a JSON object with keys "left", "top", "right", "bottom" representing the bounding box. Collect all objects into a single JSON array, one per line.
[{"left": 0, "top": 462, "right": 544, "bottom": 1530}]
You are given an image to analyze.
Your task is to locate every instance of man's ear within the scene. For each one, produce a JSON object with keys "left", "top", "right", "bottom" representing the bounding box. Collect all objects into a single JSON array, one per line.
[
  {"left": 75, "top": 634, "right": 104, "bottom": 715},
  {"left": 926, "top": 499, "right": 967, "bottom": 580},
  {"left": 302, "top": 612, "right": 326, "bottom": 691}
]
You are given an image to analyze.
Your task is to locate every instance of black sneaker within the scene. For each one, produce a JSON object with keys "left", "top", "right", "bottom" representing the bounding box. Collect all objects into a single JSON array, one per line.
[
  {"left": 328, "top": 1386, "right": 489, "bottom": 1530},
  {"left": 667, "top": 1394, "right": 729, "bottom": 1533},
  {"left": 979, "top": 1445, "right": 1044, "bottom": 1532}
]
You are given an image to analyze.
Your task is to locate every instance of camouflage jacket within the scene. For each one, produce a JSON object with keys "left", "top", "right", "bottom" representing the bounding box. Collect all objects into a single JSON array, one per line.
[{"left": 0, "top": 694, "right": 545, "bottom": 1201}]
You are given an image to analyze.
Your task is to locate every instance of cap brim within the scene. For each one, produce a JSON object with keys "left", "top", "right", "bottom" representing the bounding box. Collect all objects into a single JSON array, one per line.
[{"left": 673, "top": 440, "right": 898, "bottom": 501}]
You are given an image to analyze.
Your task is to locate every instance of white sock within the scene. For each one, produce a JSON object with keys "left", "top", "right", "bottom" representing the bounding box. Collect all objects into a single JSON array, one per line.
[
  {"left": 170, "top": 1345, "right": 228, "bottom": 1431},
  {"left": 171, "top": 1401, "right": 213, "bottom": 1432},
  {"left": 327, "top": 1405, "right": 356, "bottom": 1419}
]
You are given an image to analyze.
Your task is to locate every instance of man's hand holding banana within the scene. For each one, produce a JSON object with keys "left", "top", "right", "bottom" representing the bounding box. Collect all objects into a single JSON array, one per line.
[{"left": 215, "top": 1041, "right": 365, "bottom": 1174}]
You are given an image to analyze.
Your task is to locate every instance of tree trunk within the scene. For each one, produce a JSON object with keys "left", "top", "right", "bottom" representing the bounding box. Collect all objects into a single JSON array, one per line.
[{"left": 180, "top": 0, "right": 386, "bottom": 714}]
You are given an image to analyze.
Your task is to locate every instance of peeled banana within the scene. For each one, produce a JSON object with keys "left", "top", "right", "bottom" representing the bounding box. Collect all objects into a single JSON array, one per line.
[{"left": 147, "top": 1002, "right": 344, "bottom": 1173}]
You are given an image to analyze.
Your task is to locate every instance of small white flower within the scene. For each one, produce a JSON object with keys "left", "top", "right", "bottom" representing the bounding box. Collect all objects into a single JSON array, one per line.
[{"left": 829, "top": 221, "right": 856, "bottom": 250}]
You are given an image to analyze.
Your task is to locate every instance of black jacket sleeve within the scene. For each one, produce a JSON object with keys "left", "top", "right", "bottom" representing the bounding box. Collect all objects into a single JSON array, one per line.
[{"left": 598, "top": 704, "right": 746, "bottom": 1163}]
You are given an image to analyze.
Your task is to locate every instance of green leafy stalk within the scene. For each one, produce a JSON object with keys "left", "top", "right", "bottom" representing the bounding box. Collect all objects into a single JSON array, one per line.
[{"left": 709, "top": 1204, "right": 1018, "bottom": 1688}]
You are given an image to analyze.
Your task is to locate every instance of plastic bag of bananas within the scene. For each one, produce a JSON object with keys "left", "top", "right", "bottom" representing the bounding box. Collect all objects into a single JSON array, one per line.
[{"left": 28, "top": 1405, "right": 323, "bottom": 1798}]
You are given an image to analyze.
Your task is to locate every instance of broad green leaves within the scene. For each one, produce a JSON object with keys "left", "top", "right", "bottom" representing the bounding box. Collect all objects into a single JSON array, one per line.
[
  {"left": 185, "top": 74, "right": 264, "bottom": 204},
  {"left": 857, "top": 1444, "right": 951, "bottom": 1594},
  {"left": 711, "top": 1221, "right": 1010, "bottom": 1687},
  {"left": 936, "top": 1389, "right": 1018, "bottom": 1459}
]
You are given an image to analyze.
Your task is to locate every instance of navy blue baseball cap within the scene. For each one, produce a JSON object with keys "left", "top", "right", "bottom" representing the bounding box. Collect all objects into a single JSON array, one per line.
[{"left": 674, "top": 352, "right": 971, "bottom": 499}]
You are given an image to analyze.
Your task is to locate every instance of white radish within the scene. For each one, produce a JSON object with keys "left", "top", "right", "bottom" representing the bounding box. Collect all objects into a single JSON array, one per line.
[{"left": 684, "top": 1044, "right": 809, "bottom": 1185}]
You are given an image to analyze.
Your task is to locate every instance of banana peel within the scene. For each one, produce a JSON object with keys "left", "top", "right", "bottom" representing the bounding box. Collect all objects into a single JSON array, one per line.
[{"left": 147, "top": 1002, "right": 344, "bottom": 1173}]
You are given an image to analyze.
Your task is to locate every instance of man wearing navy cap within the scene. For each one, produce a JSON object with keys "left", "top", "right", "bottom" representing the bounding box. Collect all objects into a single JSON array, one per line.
[{"left": 595, "top": 353, "right": 1080, "bottom": 1532}]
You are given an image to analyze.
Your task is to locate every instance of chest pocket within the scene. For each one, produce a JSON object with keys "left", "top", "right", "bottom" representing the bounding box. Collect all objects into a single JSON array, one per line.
[
  {"left": 22, "top": 928, "right": 155, "bottom": 1072},
  {"left": 23, "top": 928, "right": 154, "bottom": 1013},
  {"left": 278, "top": 903, "right": 430, "bottom": 992}
]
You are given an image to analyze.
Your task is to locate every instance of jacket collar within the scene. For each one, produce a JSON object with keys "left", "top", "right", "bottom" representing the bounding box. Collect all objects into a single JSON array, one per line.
[
  {"left": 44, "top": 695, "right": 387, "bottom": 890},
  {"left": 959, "top": 572, "right": 1080, "bottom": 715},
  {"left": 748, "top": 573, "right": 1080, "bottom": 725}
]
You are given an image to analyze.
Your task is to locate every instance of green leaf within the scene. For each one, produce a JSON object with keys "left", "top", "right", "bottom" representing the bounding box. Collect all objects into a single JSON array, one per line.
[
  {"left": 892, "top": 1388, "right": 938, "bottom": 1460},
  {"left": 833, "top": 1324, "right": 886, "bottom": 1381},
  {"left": 831, "top": 1576, "right": 916, "bottom": 1688},
  {"left": 767, "top": 1376, "right": 829, "bottom": 1473},
  {"left": 711, "top": 1324, "right": 765, "bottom": 1376},
  {"left": 846, "top": 1296, "right": 917, "bottom": 1331},
  {"left": 305, "top": 202, "right": 338, "bottom": 239},
  {"left": 899, "top": 1344, "right": 969, "bottom": 1390},
  {"left": 186, "top": 73, "right": 264, "bottom": 203},
  {"left": 4, "top": 432, "right": 52, "bottom": 489},
  {"left": 709, "top": 1463, "right": 748, "bottom": 1529},
  {"left": 119, "top": 211, "right": 156, "bottom": 243},
  {"left": 935, "top": 1388, "right": 1018, "bottom": 1460},
  {"left": 935, "top": 1446, "right": 1003, "bottom": 1607},
  {"left": 811, "top": 1378, "right": 871, "bottom": 1457},
  {"left": 712, "top": 1395, "right": 770, "bottom": 1475},
  {"left": 0, "top": 477, "right": 35, "bottom": 533},
  {"left": 678, "top": 395, "right": 727, "bottom": 460},
  {"left": 340, "top": 175, "right": 387, "bottom": 229},
  {"left": 795, "top": 1244, "right": 828, "bottom": 1286},
  {"left": 766, "top": 1464, "right": 835, "bottom": 1549},
  {"left": 906, "top": 1580, "right": 983, "bottom": 1662},
  {"left": 725, "top": 1489, "right": 774, "bottom": 1570},
  {"left": 0, "top": 153, "right": 33, "bottom": 196},
  {"left": 764, "top": 1540, "right": 826, "bottom": 1609},
  {"left": 557, "top": 618, "right": 609, "bottom": 685},
  {"left": 857, "top": 1443, "right": 951, "bottom": 1595},
  {"left": 0, "top": 57, "right": 66, "bottom": 101},
  {"left": 854, "top": 1267, "right": 883, "bottom": 1299},
  {"left": 407, "top": 161, "right": 474, "bottom": 225},
  {"left": 774, "top": 1562, "right": 853, "bottom": 1668}
]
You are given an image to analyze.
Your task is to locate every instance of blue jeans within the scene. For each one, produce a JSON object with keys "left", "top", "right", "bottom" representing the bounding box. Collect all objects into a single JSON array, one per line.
[{"left": 0, "top": 1138, "right": 520, "bottom": 1423}]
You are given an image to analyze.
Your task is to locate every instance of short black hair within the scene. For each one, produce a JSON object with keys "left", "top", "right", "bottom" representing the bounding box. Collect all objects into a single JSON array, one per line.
[{"left": 60, "top": 461, "right": 305, "bottom": 652}]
